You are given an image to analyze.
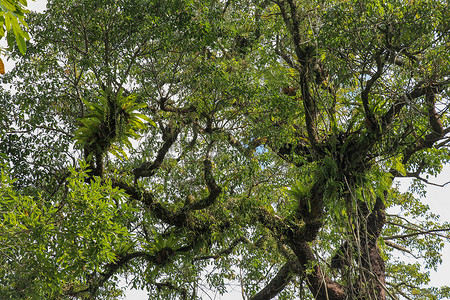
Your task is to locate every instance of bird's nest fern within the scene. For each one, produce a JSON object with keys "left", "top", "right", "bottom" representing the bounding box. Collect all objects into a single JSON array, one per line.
[{"left": 74, "top": 88, "right": 155, "bottom": 160}]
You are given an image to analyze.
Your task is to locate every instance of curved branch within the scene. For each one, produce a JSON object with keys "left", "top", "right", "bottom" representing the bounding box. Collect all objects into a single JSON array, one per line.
[
  {"left": 152, "top": 281, "right": 189, "bottom": 300},
  {"left": 256, "top": 205, "right": 346, "bottom": 299},
  {"left": 289, "top": 242, "right": 346, "bottom": 299},
  {"left": 112, "top": 179, "right": 186, "bottom": 225},
  {"left": 382, "top": 79, "right": 450, "bottom": 131},
  {"left": 66, "top": 251, "right": 153, "bottom": 298},
  {"left": 133, "top": 125, "right": 180, "bottom": 179},
  {"left": 250, "top": 257, "right": 301, "bottom": 300},
  {"left": 392, "top": 171, "right": 450, "bottom": 187},
  {"left": 361, "top": 50, "right": 385, "bottom": 132},
  {"left": 186, "top": 158, "right": 222, "bottom": 210}
]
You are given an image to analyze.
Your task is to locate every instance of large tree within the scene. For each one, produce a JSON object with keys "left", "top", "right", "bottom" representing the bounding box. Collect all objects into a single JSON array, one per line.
[{"left": 1, "top": 0, "right": 450, "bottom": 299}]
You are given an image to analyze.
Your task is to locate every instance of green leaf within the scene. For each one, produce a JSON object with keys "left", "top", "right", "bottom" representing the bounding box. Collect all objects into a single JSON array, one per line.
[
  {"left": 3, "top": 12, "right": 10, "bottom": 31},
  {"left": 393, "top": 156, "right": 407, "bottom": 176},
  {"left": 0, "top": 2, "right": 16, "bottom": 13},
  {"left": 6, "top": 29, "right": 14, "bottom": 49},
  {"left": 109, "top": 145, "right": 128, "bottom": 160}
]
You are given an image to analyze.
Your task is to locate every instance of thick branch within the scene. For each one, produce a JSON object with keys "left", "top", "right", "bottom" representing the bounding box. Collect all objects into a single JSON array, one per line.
[
  {"left": 112, "top": 179, "right": 187, "bottom": 226},
  {"left": 112, "top": 179, "right": 155, "bottom": 206},
  {"left": 133, "top": 125, "right": 180, "bottom": 179},
  {"left": 301, "top": 70, "right": 319, "bottom": 144},
  {"left": 361, "top": 50, "right": 385, "bottom": 132},
  {"left": 330, "top": 196, "right": 387, "bottom": 299},
  {"left": 290, "top": 242, "right": 346, "bottom": 300},
  {"left": 276, "top": 0, "right": 318, "bottom": 143},
  {"left": 159, "top": 96, "right": 195, "bottom": 113},
  {"left": 275, "top": 36, "right": 296, "bottom": 68},
  {"left": 426, "top": 91, "right": 444, "bottom": 136},
  {"left": 283, "top": 0, "right": 307, "bottom": 64},
  {"left": 152, "top": 281, "right": 188, "bottom": 300},
  {"left": 256, "top": 207, "right": 290, "bottom": 238},
  {"left": 256, "top": 204, "right": 345, "bottom": 299},
  {"left": 186, "top": 158, "right": 222, "bottom": 210},
  {"left": 250, "top": 257, "right": 301, "bottom": 300},
  {"left": 382, "top": 79, "right": 450, "bottom": 132},
  {"left": 358, "top": 195, "right": 387, "bottom": 300},
  {"left": 384, "top": 240, "right": 413, "bottom": 255},
  {"left": 67, "top": 251, "right": 153, "bottom": 297}
]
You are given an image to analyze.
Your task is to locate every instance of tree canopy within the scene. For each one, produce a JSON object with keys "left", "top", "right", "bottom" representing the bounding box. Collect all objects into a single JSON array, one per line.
[{"left": 1, "top": 0, "right": 450, "bottom": 299}]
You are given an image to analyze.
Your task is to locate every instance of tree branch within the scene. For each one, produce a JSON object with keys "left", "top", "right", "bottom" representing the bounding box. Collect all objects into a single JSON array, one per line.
[
  {"left": 392, "top": 171, "right": 450, "bottom": 187},
  {"left": 193, "top": 236, "right": 250, "bottom": 261},
  {"left": 152, "top": 281, "right": 189, "bottom": 300},
  {"left": 66, "top": 251, "right": 153, "bottom": 298},
  {"left": 276, "top": 0, "right": 318, "bottom": 144},
  {"left": 383, "top": 240, "right": 415, "bottom": 257},
  {"left": 186, "top": 158, "right": 222, "bottom": 210},
  {"left": 133, "top": 124, "right": 180, "bottom": 179},
  {"left": 382, "top": 79, "right": 450, "bottom": 132},
  {"left": 250, "top": 257, "right": 301, "bottom": 300},
  {"left": 383, "top": 228, "right": 450, "bottom": 241},
  {"left": 290, "top": 241, "right": 346, "bottom": 299},
  {"left": 256, "top": 204, "right": 345, "bottom": 299},
  {"left": 361, "top": 50, "right": 385, "bottom": 132}
]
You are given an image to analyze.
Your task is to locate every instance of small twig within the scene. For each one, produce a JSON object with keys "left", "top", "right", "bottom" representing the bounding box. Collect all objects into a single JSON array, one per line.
[
  {"left": 415, "top": 176, "right": 450, "bottom": 187},
  {"left": 383, "top": 228, "right": 450, "bottom": 241},
  {"left": 193, "top": 237, "right": 250, "bottom": 261},
  {"left": 387, "top": 219, "right": 450, "bottom": 240}
]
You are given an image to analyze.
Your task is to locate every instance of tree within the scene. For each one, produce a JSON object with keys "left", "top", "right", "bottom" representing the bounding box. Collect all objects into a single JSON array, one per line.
[{"left": 1, "top": 0, "right": 450, "bottom": 299}]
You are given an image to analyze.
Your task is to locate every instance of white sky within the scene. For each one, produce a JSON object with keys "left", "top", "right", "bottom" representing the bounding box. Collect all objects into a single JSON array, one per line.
[{"left": 9, "top": 1, "right": 450, "bottom": 299}]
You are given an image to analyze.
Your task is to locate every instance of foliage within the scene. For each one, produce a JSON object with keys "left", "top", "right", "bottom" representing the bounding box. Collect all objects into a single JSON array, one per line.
[
  {"left": 74, "top": 88, "right": 155, "bottom": 160},
  {"left": 0, "top": 0, "right": 32, "bottom": 75},
  {"left": 0, "top": 164, "right": 134, "bottom": 298},
  {"left": 1, "top": 0, "right": 450, "bottom": 299},
  {"left": 0, "top": 0, "right": 30, "bottom": 54}
]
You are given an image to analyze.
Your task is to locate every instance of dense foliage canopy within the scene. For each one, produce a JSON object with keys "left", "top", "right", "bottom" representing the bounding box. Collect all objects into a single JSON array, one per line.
[{"left": 1, "top": 0, "right": 450, "bottom": 299}]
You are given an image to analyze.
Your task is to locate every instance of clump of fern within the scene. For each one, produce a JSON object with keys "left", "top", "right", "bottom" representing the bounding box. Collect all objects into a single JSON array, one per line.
[{"left": 74, "top": 88, "right": 155, "bottom": 160}]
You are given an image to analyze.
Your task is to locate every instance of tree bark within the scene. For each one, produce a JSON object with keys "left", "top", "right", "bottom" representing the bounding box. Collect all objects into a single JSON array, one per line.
[
  {"left": 358, "top": 195, "right": 387, "bottom": 300},
  {"left": 250, "top": 258, "right": 301, "bottom": 300},
  {"left": 289, "top": 241, "right": 346, "bottom": 300}
]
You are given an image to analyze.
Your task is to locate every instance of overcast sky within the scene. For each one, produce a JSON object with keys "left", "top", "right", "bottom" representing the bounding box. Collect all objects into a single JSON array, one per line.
[{"left": 11, "top": 1, "right": 450, "bottom": 299}]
